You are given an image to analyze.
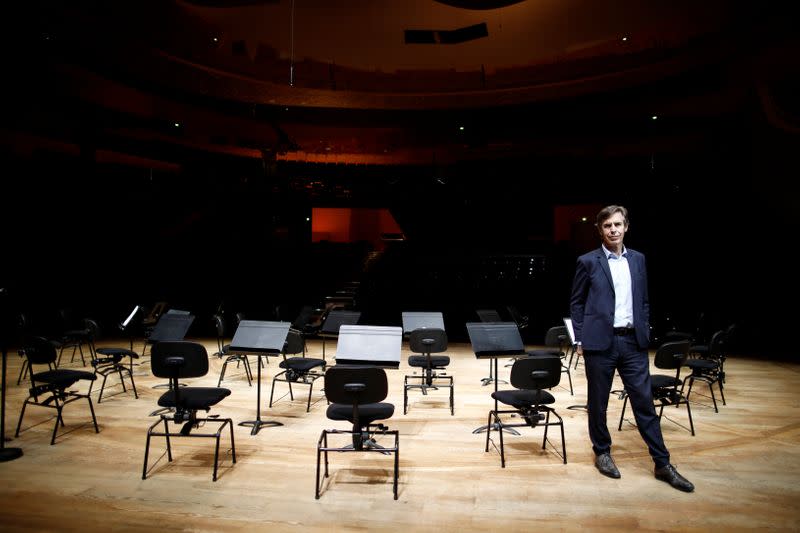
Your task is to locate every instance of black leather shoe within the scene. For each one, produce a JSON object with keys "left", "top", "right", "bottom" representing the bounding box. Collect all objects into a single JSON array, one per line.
[
  {"left": 655, "top": 464, "right": 694, "bottom": 492},
  {"left": 595, "top": 453, "right": 621, "bottom": 479}
]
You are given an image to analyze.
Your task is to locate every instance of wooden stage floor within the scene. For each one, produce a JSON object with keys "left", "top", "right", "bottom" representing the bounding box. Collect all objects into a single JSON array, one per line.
[{"left": 1, "top": 338, "right": 798, "bottom": 532}]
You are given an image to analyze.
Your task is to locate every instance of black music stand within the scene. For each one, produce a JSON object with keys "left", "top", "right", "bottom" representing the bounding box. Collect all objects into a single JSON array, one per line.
[
  {"left": 230, "top": 320, "right": 291, "bottom": 435},
  {"left": 563, "top": 317, "right": 588, "bottom": 412},
  {"left": 467, "top": 322, "right": 527, "bottom": 435},
  {"left": 401, "top": 311, "right": 445, "bottom": 335},
  {"left": 119, "top": 305, "right": 142, "bottom": 352},
  {"left": 0, "top": 288, "right": 23, "bottom": 461},
  {"left": 475, "top": 310, "right": 508, "bottom": 386},
  {"left": 334, "top": 325, "right": 402, "bottom": 369},
  {"left": 147, "top": 312, "right": 195, "bottom": 344},
  {"left": 319, "top": 310, "right": 361, "bottom": 361}
]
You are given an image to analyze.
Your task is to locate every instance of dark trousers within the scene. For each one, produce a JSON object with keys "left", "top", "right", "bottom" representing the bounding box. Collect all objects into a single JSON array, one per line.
[{"left": 584, "top": 333, "right": 670, "bottom": 468}]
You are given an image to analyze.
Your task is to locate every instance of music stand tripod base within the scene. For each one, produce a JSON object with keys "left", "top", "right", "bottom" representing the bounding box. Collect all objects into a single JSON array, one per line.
[
  {"left": 228, "top": 321, "right": 292, "bottom": 436},
  {"left": 0, "top": 446, "right": 23, "bottom": 461},
  {"left": 238, "top": 418, "right": 283, "bottom": 435}
]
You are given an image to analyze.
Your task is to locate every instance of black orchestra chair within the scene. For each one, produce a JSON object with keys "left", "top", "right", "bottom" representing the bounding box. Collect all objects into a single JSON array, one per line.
[
  {"left": 269, "top": 328, "right": 326, "bottom": 412},
  {"left": 214, "top": 313, "right": 253, "bottom": 387},
  {"left": 403, "top": 328, "right": 454, "bottom": 415},
  {"left": 56, "top": 316, "right": 94, "bottom": 367},
  {"left": 618, "top": 340, "right": 694, "bottom": 436},
  {"left": 291, "top": 305, "right": 323, "bottom": 355},
  {"left": 526, "top": 326, "right": 574, "bottom": 395},
  {"left": 15, "top": 336, "right": 99, "bottom": 445},
  {"left": 143, "top": 341, "right": 236, "bottom": 481},
  {"left": 316, "top": 365, "right": 399, "bottom": 500},
  {"left": 486, "top": 355, "right": 566, "bottom": 467},
  {"left": 682, "top": 328, "right": 728, "bottom": 412},
  {"left": 81, "top": 318, "right": 139, "bottom": 403}
]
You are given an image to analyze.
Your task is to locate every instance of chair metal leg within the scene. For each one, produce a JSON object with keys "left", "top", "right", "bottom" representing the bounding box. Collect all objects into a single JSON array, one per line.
[
  {"left": 16, "top": 359, "right": 28, "bottom": 385},
  {"left": 393, "top": 433, "right": 399, "bottom": 500},
  {"left": 306, "top": 382, "right": 314, "bottom": 413},
  {"left": 212, "top": 429, "right": 222, "bottom": 482},
  {"left": 617, "top": 395, "right": 629, "bottom": 431},
  {"left": 450, "top": 378, "right": 454, "bottom": 415},
  {"left": 217, "top": 360, "right": 228, "bottom": 387},
  {"left": 563, "top": 364, "right": 573, "bottom": 395},
  {"left": 497, "top": 412, "right": 506, "bottom": 468},
  {"left": 708, "top": 381, "right": 719, "bottom": 413},
  {"left": 403, "top": 376, "right": 409, "bottom": 415},
  {"left": 98, "top": 373, "right": 110, "bottom": 403},
  {"left": 50, "top": 406, "right": 62, "bottom": 445},
  {"left": 15, "top": 399, "right": 30, "bottom": 438}
]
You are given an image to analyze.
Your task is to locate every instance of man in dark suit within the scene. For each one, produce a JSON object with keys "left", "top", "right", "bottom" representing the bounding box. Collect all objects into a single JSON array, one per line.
[{"left": 570, "top": 205, "right": 694, "bottom": 492}]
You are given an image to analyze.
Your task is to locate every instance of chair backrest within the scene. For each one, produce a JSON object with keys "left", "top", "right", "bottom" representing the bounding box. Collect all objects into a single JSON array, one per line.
[
  {"left": 151, "top": 341, "right": 209, "bottom": 379},
  {"left": 284, "top": 328, "right": 305, "bottom": 356},
  {"left": 543, "top": 326, "right": 567, "bottom": 349},
  {"left": 510, "top": 355, "right": 561, "bottom": 390},
  {"left": 291, "top": 306, "right": 315, "bottom": 330},
  {"left": 84, "top": 318, "right": 100, "bottom": 354},
  {"left": 324, "top": 366, "right": 388, "bottom": 405},
  {"left": 654, "top": 340, "right": 691, "bottom": 371},
  {"left": 22, "top": 336, "right": 58, "bottom": 365},
  {"left": 708, "top": 329, "right": 726, "bottom": 357},
  {"left": 408, "top": 328, "right": 447, "bottom": 354},
  {"left": 84, "top": 318, "right": 100, "bottom": 339}
]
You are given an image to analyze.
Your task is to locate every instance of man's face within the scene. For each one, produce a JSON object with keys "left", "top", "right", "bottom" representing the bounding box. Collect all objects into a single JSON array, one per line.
[{"left": 598, "top": 211, "right": 627, "bottom": 250}]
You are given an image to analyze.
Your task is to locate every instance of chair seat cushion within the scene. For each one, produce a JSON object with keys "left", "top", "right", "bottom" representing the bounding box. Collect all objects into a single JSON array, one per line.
[
  {"left": 408, "top": 355, "right": 450, "bottom": 368},
  {"left": 158, "top": 387, "right": 231, "bottom": 410},
  {"left": 492, "top": 388, "right": 555, "bottom": 408},
  {"left": 651, "top": 375, "right": 681, "bottom": 388},
  {"left": 280, "top": 357, "right": 325, "bottom": 371},
  {"left": 327, "top": 402, "right": 394, "bottom": 425},
  {"left": 96, "top": 347, "right": 139, "bottom": 359},
  {"left": 33, "top": 369, "right": 96, "bottom": 389}
]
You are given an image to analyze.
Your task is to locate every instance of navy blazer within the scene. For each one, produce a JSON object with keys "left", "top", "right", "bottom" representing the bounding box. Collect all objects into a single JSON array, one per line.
[{"left": 570, "top": 247, "right": 650, "bottom": 351}]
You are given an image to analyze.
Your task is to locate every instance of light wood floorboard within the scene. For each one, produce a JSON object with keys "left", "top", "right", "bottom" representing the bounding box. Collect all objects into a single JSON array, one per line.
[{"left": 1, "top": 338, "right": 798, "bottom": 532}]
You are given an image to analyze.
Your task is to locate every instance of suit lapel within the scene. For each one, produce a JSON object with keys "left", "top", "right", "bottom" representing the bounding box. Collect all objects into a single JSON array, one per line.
[{"left": 596, "top": 248, "right": 614, "bottom": 292}]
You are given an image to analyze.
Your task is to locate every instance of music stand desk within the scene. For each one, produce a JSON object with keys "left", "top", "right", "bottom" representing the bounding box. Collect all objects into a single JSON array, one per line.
[
  {"left": 319, "top": 310, "right": 361, "bottom": 360},
  {"left": 334, "top": 325, "right": 401, "bottom": 369},
  {"left": 467, "top": 322, "right": 526, "bottom": 435},
  {"left": 148, "top": 314, "right": 195, "bottom": 343},
  {"left": 401, "top": 312, "right": 445, "bottom": 335},
  {"left": 229, "top": 320, "right": 291, "bottom": 435}
]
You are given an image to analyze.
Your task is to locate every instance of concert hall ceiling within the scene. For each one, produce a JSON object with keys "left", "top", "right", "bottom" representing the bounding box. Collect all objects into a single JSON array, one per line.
[{"left": 5, "top": 1, "right": 797, "bottom": 167}]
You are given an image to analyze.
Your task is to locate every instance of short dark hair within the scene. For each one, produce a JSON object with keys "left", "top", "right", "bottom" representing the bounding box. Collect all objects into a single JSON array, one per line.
[{"left": 596, "top": 205, "right": 629, "bottom": 227}]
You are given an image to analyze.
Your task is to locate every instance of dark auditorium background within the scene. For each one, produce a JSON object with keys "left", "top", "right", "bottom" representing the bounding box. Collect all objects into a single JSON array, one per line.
[{"left": 1, "top": 1, "right": 797, "bottom": 355}]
